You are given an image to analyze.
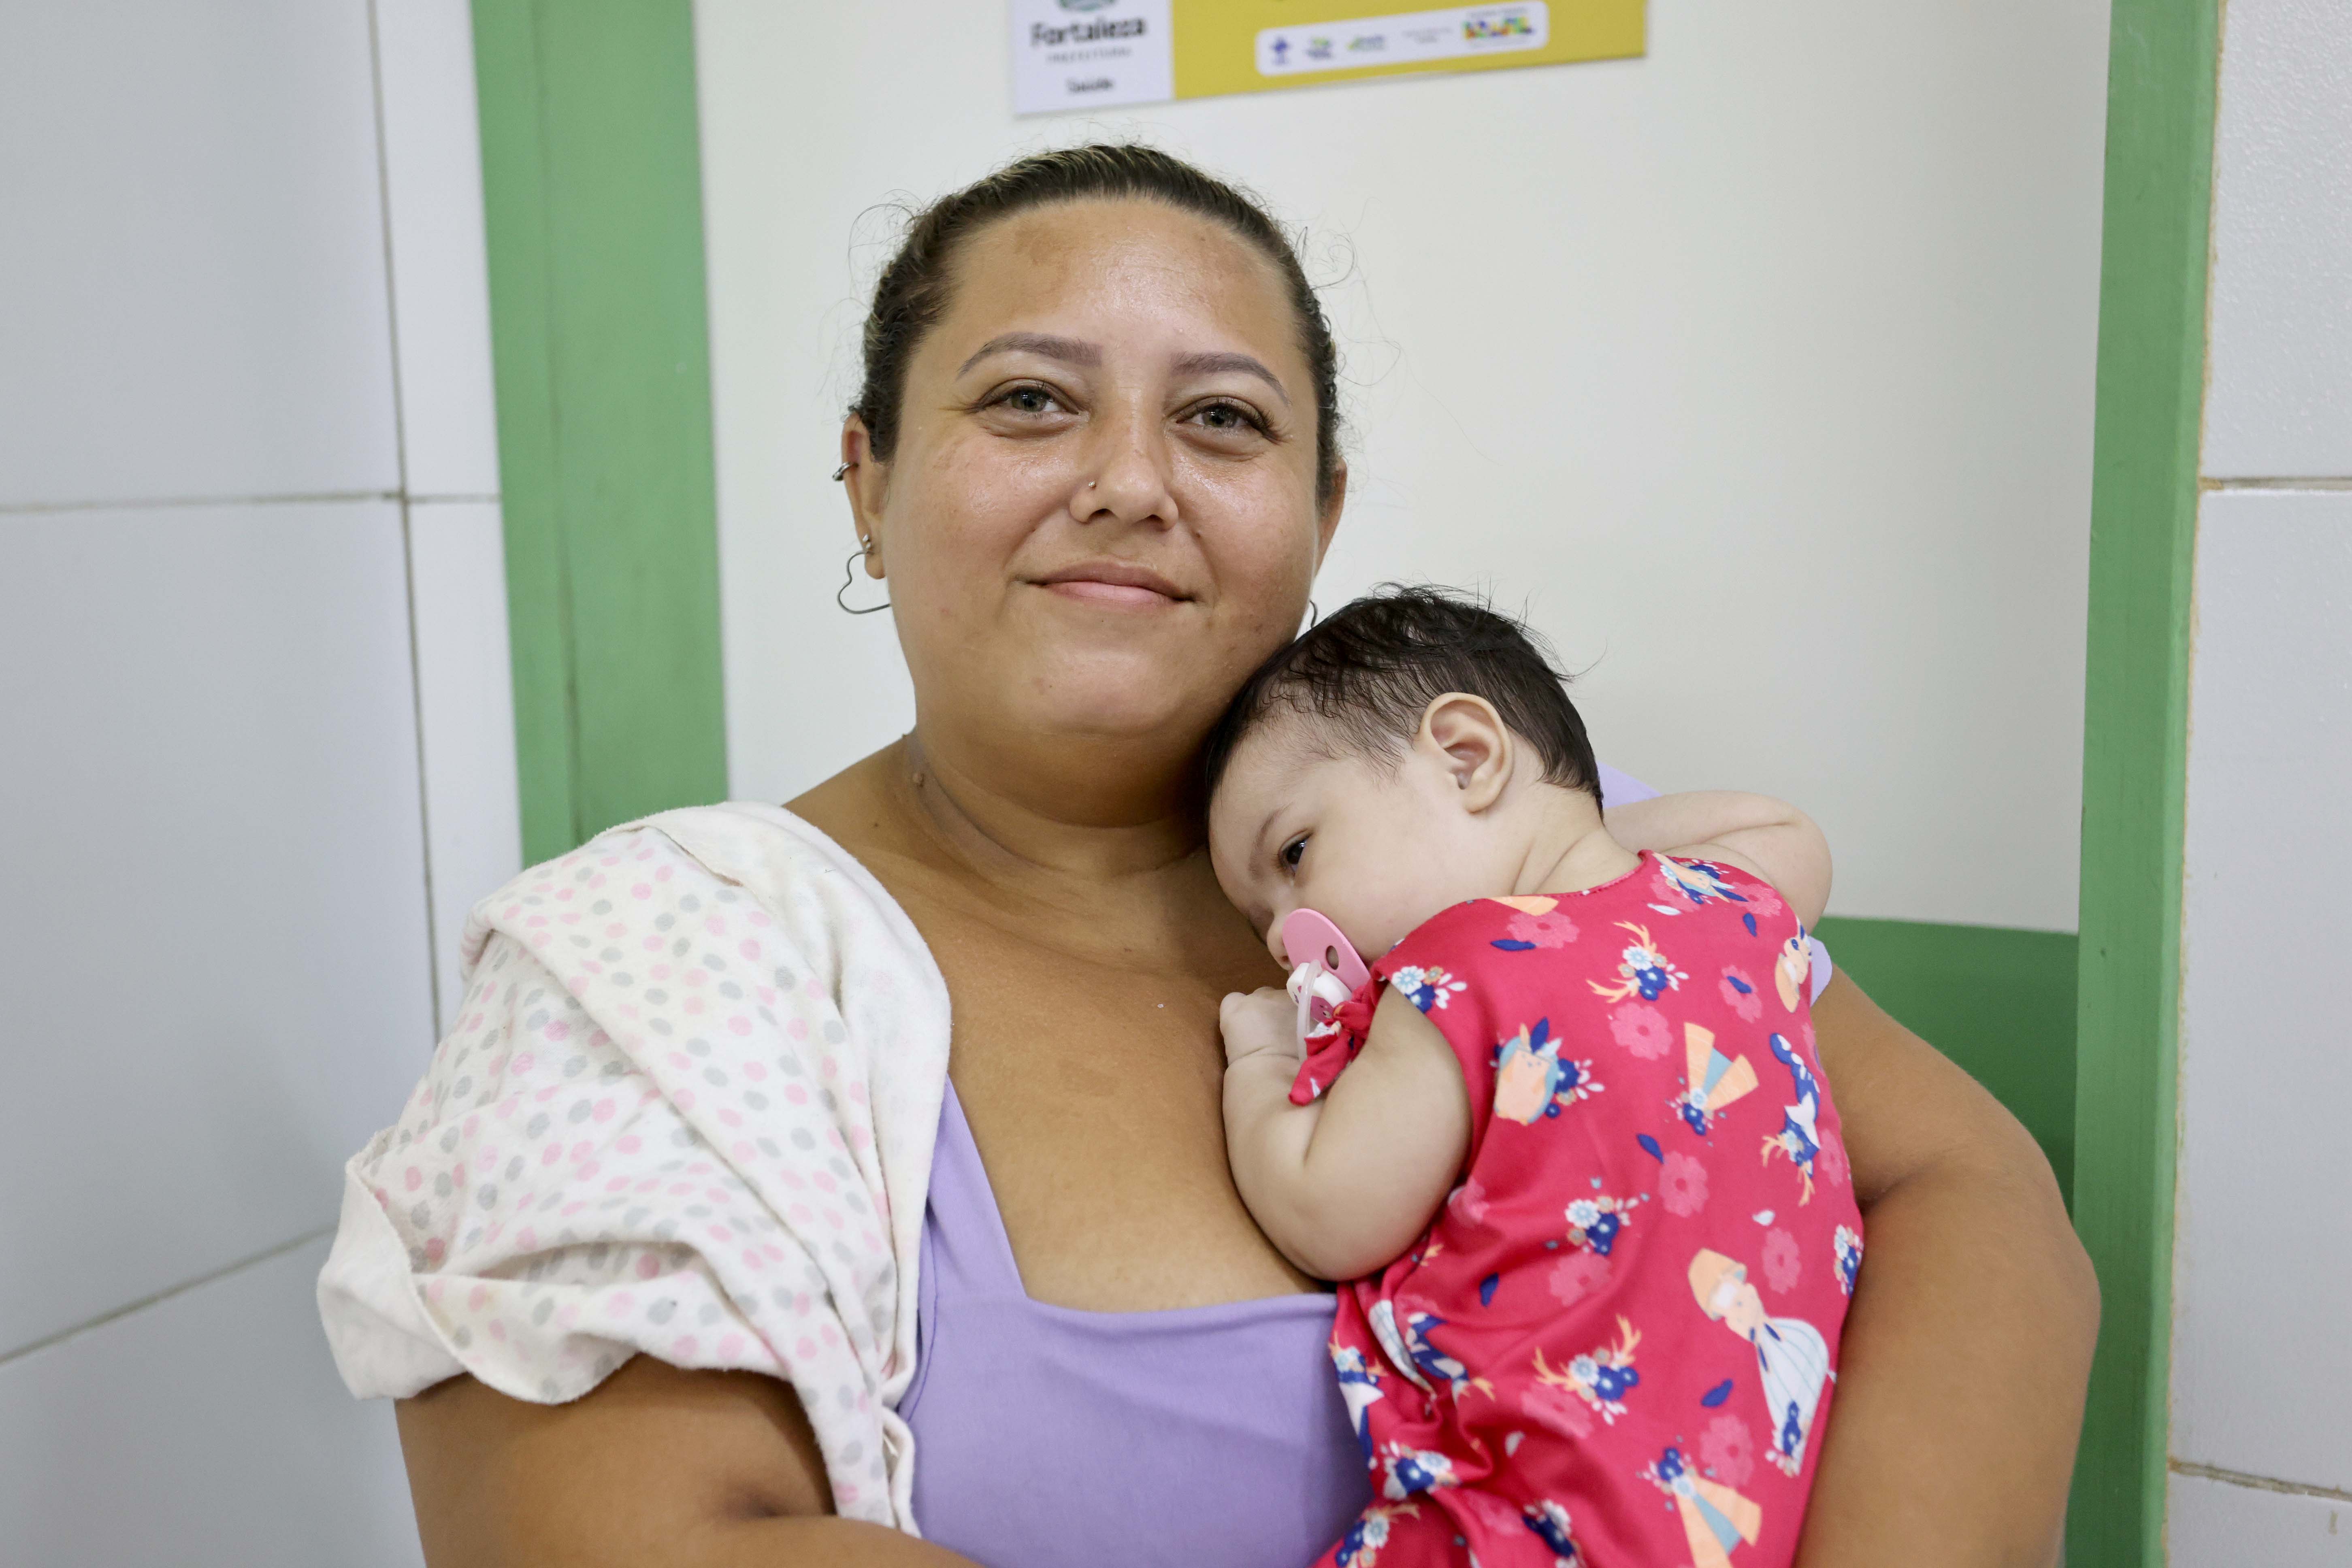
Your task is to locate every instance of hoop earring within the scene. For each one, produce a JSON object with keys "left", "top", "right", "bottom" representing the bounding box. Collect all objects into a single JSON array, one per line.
[
  {"left": 836, "top": 548, "right": 891, "bottom": 615},
  {"left": 1305, "top": 599, "right": 1321, "bottom": 627}
]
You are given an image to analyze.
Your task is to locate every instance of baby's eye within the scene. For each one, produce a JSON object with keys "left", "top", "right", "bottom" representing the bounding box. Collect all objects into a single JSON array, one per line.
[{"left": 1280, "top": 837, "right": 1307, "bottom": 871}]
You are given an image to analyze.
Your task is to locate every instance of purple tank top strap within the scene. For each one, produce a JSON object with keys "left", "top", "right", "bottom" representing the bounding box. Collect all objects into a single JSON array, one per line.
[{"left": 916, "top": 1082, "right": 1027, "bottom": 1297}]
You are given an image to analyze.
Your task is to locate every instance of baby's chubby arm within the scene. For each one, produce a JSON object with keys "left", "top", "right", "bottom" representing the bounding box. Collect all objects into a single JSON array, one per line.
[
  {"left": 1604, "top": 790, "right": 1832, "bottom": 927},
  {"left": 1221, "top": 985, "right": 1472, "bottom": 1283}
]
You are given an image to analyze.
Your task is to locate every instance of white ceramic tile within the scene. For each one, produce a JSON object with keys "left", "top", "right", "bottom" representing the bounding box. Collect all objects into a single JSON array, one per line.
[
  {"left": 0, "top": 1236, "right": 424, "bottom": 1568},
  {"left": 2169, "top": 1472, "right": 2352, "bottom": 1566},
  {"left": 2203, "top": 0, "right": 2352, "bottom": 479},
  {"left": 0, "top": 502, "right": 436, "bottom": 1357},
  {"left": 2174, "top": 490, "right": 2352, "bottom": 1491},
  {"left": 376, "top": 0, "right": 505, "bottom": 499},
  {"left": 0, "top": 2, "right": 401, "bottom": 507},
  {"left": 409, "top": 501, "right": 523, "bottom": 1030}
]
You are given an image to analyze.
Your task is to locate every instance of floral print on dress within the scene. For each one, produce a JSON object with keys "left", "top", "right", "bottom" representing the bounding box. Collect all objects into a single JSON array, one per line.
[
  {"left": 1531, "top": 1314, "right": 1642, "bottom": 1424},
  {"left": 1652, "top": 856, "right": 1753, "bottom": 912},
  {"left": 1773, "top": 928, "right": 1812, "bottom": 1010},
  {"left": 1489, "top": 894, "right": 1582, "bottom": 950},
  {"left": 1675, "top": 1022, "right": 1760, "bottom": 1136},
  {"left": 1660, "top": 1148, "right": 1711, "bottom": 1216},
  {"left": 1645, "top": 1444, "right": 1764, "bottom": 1568},
  {"left": 1589, "top": 921, "right": 1688, "bottom": 1003},
  {"left": 1523, "top": 1498, "right": 1583, "bottom": 1564},
  {"left": 1761, "top": 1032, "right": 1824, "bottom": 1203},
  {"left": 1719, "top": 965, "right": 1765, "bottom": 1023},
  {"left": 1336, "top": 1502, "right": 1418, "bottom": 1567},
  {"left": 1379, "top": 1441, "right": 1458, "bottom": 1500},
  {"left": 1332, "top": 1342, "right": 1387, "bottom": 1459},
  {"left": 1493, "top": 1018, "right": 1604, "bottom": 1125},
  {"left": 1303, "top": 854, "right": 1855, "bottom": 1568},
  {"left": 1833, "top": 1226, "right": 1863, "bottom": 1298},
  {"left": 1564, "top": 1192, "right": 1647, "bottom": 1255},
  {"left": 1390, "top": 964, "right": 1468, "bottom": 1013}
]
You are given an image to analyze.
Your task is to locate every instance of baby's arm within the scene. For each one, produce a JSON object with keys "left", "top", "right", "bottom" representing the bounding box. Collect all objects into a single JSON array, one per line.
[
  {"left": 1221, "top": 985, "right": 1471, "bottom": 1283},
  {"left": 1604, "top": 790, "right": 1832, "bottom": 927}
]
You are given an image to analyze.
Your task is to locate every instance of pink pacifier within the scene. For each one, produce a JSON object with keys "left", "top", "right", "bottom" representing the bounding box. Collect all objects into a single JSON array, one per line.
[{"left": 1280, "top": 908, "right": 1371, "bottom": 1046}]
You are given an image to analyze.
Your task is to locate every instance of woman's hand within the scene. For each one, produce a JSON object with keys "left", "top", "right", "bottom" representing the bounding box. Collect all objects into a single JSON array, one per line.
[
  {"left": 1794, "top": 976, "right": 2098, "bottom": 1568},
  {"left": 395, "top": 1359, "right": 975, "bottom": 1567}
]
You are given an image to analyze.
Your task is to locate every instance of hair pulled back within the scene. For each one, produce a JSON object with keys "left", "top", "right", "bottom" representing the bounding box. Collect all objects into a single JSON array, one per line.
[{"left": 850, "top": 144, "right": 1344, "bottom": 505}]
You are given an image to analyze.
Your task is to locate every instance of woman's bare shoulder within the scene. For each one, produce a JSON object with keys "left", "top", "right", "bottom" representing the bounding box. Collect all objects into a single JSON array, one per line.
[{"left": 790, "top": 744, "right": 924, "bottom": 864}]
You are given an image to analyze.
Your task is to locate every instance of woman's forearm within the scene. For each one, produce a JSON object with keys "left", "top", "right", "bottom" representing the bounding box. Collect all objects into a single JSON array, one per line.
[
  {"left": 398, "top": 1360, "right": 978, "bottom": 1568},
  {"left": 1794, "top": 978, "right": 2098, "bottom": 1568}
]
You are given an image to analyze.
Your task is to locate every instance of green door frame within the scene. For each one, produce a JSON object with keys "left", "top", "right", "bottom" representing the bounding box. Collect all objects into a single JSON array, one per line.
[
  {"left": 2068, "top": 0, "right": 2219, "bottom": 1559},
  {"left": 464, "top": 4, "right": 2218, "bottom": 1558},
  {"left": 470, "top": 0, "right": 728, "bottom": 864}
]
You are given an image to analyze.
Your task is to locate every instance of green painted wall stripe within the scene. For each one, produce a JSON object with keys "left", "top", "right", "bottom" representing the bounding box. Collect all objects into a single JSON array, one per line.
[
  {"left": 2070, "top": 0, "right": 2216, "bottom": 1559},
  {"left": 1814, "top": 918, "right": 2077, "bottom": 1201},
  {"left": 471, "top": 0, "right": 728, "bottom": 864}
]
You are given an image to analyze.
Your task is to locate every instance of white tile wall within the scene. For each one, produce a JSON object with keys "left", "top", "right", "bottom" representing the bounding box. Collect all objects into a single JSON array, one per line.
[
  {"left": 0, "top": 503, "right": 439, "bottom": 1355},
  {"left": 0, "top": 0, "right": 512, "bottom": 1559},
  {"left": 2171, "top": 0, "right": 2352, "bottom": 1536},
  {"left": 2168, "top": 1472, "right": 2352, "bottom": 1566},
  {"left": 410, "top": 500, "right": 525, "bottom": 1028},
  {"left": 0, "top": 2, "right": 401, "bottom": 507},
  {"left": 0, "top": 1237, "right": 424, "bottom": 1568},
  {"left": 375, "top": 0, "right": 505, "bottom": 499},
  {"left": 2202, "top": 0, "right": 2352, "bottom": 479},
  {"left": 2175, "top": 498, "right": 2352, "bottom": 1496}
]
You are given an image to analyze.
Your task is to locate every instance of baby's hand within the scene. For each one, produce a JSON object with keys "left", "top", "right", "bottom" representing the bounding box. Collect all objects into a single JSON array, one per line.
[{"left": 1220, "top": 986, "right": 1301, "bottom": 1069}]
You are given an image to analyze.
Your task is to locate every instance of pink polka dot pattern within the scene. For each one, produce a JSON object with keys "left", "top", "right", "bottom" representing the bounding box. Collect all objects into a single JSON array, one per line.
[{"left": 319, "top": 805, "right": 952, "bottom": 1533}]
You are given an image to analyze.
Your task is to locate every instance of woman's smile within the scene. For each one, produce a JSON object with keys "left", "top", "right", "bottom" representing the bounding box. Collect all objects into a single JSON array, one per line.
[{"left": 1029, "top": 558, "right": 1193, "bottom": 609}]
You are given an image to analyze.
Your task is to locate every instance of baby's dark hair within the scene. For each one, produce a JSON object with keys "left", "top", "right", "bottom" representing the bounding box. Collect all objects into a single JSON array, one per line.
[{"left": 1201, "top": 585, "right": 1603, "bottom": 805}]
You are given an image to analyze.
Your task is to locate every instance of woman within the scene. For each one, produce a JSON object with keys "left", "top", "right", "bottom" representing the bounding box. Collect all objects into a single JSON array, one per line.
[{"left": 344, "top": 146, "right": 2096, "bottom": 1565}]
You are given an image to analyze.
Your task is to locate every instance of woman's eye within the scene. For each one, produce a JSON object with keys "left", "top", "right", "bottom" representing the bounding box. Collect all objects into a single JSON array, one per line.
[
  {"left": 1280, "top": 837, "right": 1306, "bottom": 871},
  {"left": 993, "top": 385, "right": 1062, "bottom": 415},
  {"left": 1190, "top": 401, "right": 1264, "bottom": 434}
]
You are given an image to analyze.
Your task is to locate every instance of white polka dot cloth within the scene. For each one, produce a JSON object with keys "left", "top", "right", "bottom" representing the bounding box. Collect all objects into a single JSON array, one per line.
[{"left": 317, "top": 804, "right": 952, "bottom": 1530}]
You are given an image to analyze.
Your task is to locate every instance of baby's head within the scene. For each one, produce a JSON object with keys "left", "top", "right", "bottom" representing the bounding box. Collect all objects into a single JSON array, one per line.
[{"left": 1203, "top": 586, "right": 1603, "bottom": 966}]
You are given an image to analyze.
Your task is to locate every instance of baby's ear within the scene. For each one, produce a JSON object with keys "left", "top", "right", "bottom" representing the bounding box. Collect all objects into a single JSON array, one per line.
[{"left": 1418, "top": 694, "right": 1512, "bottom": 812}]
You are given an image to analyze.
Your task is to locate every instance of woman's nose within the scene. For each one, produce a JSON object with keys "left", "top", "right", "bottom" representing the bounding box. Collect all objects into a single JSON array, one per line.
[{"left": 1070, "top": 409, "right": 1176, "bottom": 529}]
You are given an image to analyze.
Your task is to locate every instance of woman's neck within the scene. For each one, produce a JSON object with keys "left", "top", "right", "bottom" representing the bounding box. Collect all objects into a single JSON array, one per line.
[{"left": 897, "top": 728, "right": 1206, "bottom": 884}]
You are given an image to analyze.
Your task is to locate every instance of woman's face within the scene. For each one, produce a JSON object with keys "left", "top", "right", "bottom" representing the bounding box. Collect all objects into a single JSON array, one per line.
[{"left": 845, "top": 198, "right": 1342, "bottom": 807}]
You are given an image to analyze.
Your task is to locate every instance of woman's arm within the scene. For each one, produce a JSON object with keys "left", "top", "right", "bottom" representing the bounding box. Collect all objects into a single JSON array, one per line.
[
  {"left": 1794, "top": 976, "right": 2098, "bottom": 1568},
  {"left": 396, "top": 1359, "right": 974, "bottom": 1568},
  {"left": 1604, "top": 789, "right": 1833, "bottom": 928}
]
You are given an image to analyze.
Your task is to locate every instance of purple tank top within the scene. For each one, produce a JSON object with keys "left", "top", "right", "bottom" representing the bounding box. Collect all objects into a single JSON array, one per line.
[{"left": 899, "top": 1084, "right": 1369, "bottom": 1565}]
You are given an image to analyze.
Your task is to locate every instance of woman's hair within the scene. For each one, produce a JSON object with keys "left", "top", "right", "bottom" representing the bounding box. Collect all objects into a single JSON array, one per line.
[
  {"left": 1199, "top": 585, "right": 1604, "bottom": 805},
  {"left": 850, "top": 144, "right": 1344, "bottom": 506}
]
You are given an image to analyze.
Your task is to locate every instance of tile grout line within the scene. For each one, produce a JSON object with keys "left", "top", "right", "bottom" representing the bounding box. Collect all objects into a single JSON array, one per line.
[
  {"left": 0, "top": 491, "right": 403, "bottom": 516},
  {"left": 2199, "top": 475, "right": 2352, "bottom": 491},
  {"left": 2169, "top": 1459, "right": 2352, "bottom": 1505},
  {"left": 366, "top": 0, "right": 445, "bottom": 1040},
  {"left": 0, "top": 491, "right": 501, "bottom": 516},
  {"left": 0, "top": 1227, "right": 337, "bottom": 1372}
]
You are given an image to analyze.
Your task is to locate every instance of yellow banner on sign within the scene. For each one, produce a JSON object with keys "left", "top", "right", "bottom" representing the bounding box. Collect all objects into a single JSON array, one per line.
[{"left": 1170, "top": 0, "right": 1643, "bottom": 101}]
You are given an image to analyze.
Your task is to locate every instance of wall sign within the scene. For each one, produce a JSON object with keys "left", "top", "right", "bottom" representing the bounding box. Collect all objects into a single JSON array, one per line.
[{"left": 1010, "top": 0, "right": 1642, "bottom": 116}]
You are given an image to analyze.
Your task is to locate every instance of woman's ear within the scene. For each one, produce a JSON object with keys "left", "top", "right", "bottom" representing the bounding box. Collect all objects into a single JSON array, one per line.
[
  {"left": 841, "top": 418, "right": 887, "bottom": 577},
  {"left": 1418, "top": 693, "right": 1513, "bottom": 814}
]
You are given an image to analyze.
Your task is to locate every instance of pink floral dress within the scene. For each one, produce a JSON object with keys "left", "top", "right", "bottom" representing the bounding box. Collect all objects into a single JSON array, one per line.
[{"left": 1295, "top": 854, "right": 1864, "bottom": 1568}]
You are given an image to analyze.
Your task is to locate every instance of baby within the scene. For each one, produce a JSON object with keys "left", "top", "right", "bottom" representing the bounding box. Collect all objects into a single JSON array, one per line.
[{"left": 1204, "top": 587, "right": 1863, "bottom": 1568}]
